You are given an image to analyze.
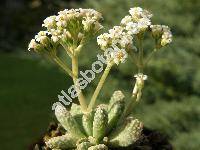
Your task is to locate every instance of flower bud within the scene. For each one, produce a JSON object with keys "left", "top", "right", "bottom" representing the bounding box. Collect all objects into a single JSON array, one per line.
[
  {"left": 161, "top": 30, "right": 172, "bottom": 46},
  {"left": 150, "top": 25, "right": 163, "bottom": 39},
  {"left": 132, "top": 73, "right": 147, "bottom": 101},
  {"left": 28, "top": 39, "right": 38, "bottom": 51}
]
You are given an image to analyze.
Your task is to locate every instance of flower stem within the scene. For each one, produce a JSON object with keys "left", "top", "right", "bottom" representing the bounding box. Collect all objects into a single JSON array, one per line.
[
  {"left": 72, "top": 55, "right": 87, "bottom": 112},
  {"left": 137, "top": 35, "right": 144, "bottom": 73},
  {"left": 53, "top": 56, "right": 74, "bottom": 78},
  {"left": 119, "top": 35, "right": 145, "bottom": 123},
  {"left": 128, "top": 49, "right": 139, "bottom": 67},
  {"left": 60, "top": 41, "right": 73, "bottom": 57},
  {"left": 122, "top": 93, "right": 138, "bottom": 118},
  {"left": 118, "top": 82, "right": 141, "bottom": 125},
  {"left": 88, "top": 63, "right": 113, "bottom": 111},
  {"left": 144, "top": 48, "right": 157, "bottom": 66}
]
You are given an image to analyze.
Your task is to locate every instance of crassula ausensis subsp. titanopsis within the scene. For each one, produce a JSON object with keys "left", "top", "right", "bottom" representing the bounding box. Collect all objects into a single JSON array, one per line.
[
  {"left": 45, "top": 91, "right": 143, "bottom": 150},
  {"left": 28, "top": 7, "right": 172, "bottom": 150}
]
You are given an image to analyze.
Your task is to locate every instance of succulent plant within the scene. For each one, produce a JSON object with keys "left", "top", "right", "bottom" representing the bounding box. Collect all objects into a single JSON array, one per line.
[
  {"left": 45, "top": 91, "right": 143, "bottom": 149},
  {"left": 28, "top": 7, "right": 172, "bottom": 150}
]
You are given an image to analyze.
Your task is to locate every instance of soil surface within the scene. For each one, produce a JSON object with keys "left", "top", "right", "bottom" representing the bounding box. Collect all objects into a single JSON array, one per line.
[{"left": 29, "top": 123, "right": 173, "bottom": 150}]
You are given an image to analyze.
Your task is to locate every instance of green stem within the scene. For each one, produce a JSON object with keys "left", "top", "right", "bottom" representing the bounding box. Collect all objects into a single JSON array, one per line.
[
  {"left": 88, "top": 63, "right": 113, "bottom": 111},
  {"left": 129, "top": 49, "right": 139, "bottom": 67},
  {"left": 60, "top": 41, "right": 73, "bottom": 57},
  {"left": 122, "top": 95, "right": 138, "bottom": 118},
  {"left": 137, "top": 35, "right": 144, "bottom": 73},
  {"left": 118, "top": 82, "right": 142, "bottom": 125},
  {"left": 144, "top": 48, "right": 157, "bottom": 66},
  {"left": 53, "top": 56, "right": 74, "bottom": 78},
  {"left": 119, "top": 35, "right": 145, "bottom": 124},
  {"left": 72, "top": 55, "right": 87, "bottom": 112}
]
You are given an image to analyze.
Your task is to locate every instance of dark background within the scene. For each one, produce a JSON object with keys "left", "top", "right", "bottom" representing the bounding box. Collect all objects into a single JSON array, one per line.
[{"left": 0, "top": 0, "right": 200, "bottom": 149}]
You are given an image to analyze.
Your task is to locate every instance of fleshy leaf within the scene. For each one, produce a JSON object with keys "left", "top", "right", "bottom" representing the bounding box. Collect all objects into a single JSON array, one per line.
[
  {"left": 82, "top": 110, "right": 94, "bottom": 136},
  {"left": 108, "top": 117, "right": 143, "bottom": 147},
  {"left": 70, "top": 103, "right": 82, "bottom": 116},
  {"left": 55, "top": 105, "right": 85, "bottom": 138},
  {"left": 108, "top": 90, "right": 125, "bottom": 111},
  {"left": 107, "top": 100, "right": 125, "bottom": 133},
  {"left": 70, "top": 103, "right": 85, "bottom": 134},
  {"left": 45, "top": 134, "right": 77, "bottom": 149},
  {"left": 88, "top": 144, "right": 108, "bottom": 150},
  {"left": 77, "top": 141, "right": 92, "bottom": 150}
]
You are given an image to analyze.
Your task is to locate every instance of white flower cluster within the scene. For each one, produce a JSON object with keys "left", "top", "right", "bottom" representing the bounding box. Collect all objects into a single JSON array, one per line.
[
  {"left": 28, "top": 39, "right": 37, "bottom": 51},
  {"left": 150, "top": 25, "right": 172, "bottom": 46},
  {"left": 35, "top": 31, "right": 49, "bottom": 45},
  {"left": 28, "top": 8, "right": 103, "bottom": 53},
  {"left": 102, "top": 45, "right": 128, "bottom": 65},
  {"left": 110, "top": 46, "right": 128, "bottom": 65},
  {"left": 161, "top": 26, "right": 173, "bottom": 46},
  {"left": 96, "top": 7, "right": 154, "bottom": 65},
  {"left": 96, "top": 7, "right": 173, "bottom": 65},
  {"left": 42, "top": 9, "right": 103, "bottom": 43},
  {"left": 28, "top": 31, "right": 53, "bottom": 52},
  {"left": 97, "top": 26, "right": 133, "bottom": 50},
  {"left": 97, "top": 26, "right": 131, "bottom": 64},
  {"left": 121, "top": 7, "right": 152, "bottom": 35}
]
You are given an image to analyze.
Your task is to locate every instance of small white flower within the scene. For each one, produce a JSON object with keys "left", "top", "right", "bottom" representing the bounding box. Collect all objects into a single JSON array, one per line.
[
  {"left": 134, "top": 73, "right": 148, "bottom": 81},
  {"left": 81, "top": 9, "right": 102, "bottom": 32},
  {"left": 28, "top": 39, "right": 37, "bottom": 51},
  {"left": 82, "top": 17, "right": 95, "bottom": 31},
  {"left": 58, "top": 9, "right": 79, "bottom": 19},
  {"left": 81, "top": 9, "right": 102, "bottom": 20},
  {"left": 109, "top": 26, "right": 124, "bottom": 38},
  {"left": 150, "top": 25, "right": 163, "bottom": 37},
  {"left": 34, "top": 31, "right": 51, "bottom": 47},
  {"left": 51, "top": 36, "right": 59, "bottom": 42},
  {"left": 111, "top": 46, "right": 128, "bottom": 65},
  {"left": 129, "top": 7, "right": 152, "bottom": 21},
  {"left": 142, "top": 9, "right": 153, "bottom": 19},
  {"left": 35, "top": 31, "right": 49, "bottom": 42},
  {"left": 119, "top": 32, "right": 133, "bottom": 47},
  {"left": 97, "top": 33, "right": 110, "bottom": 49},
  {"left": 161, "top": 30, "right": 172, "bottom": 46},
  {"left": 125, "top": 22, "right": 139, "bottom": 35},
  {"left": 129, "top": 7, "right": 143, "bottom": 19},
  {"left": 162, "top": 25, "right": 170, "bottom": 32},
  {"left": 50, "top": 29, "right": 63, "bottom": 41},
  {"left": 121, "top": 15, "right": 132, "bottom": 25},
  {"left": 42, "top": 16, "right": 57, "bottom": 29},
  {"left": 137, "top": 17, "right": 151, "bottom": 30}
]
